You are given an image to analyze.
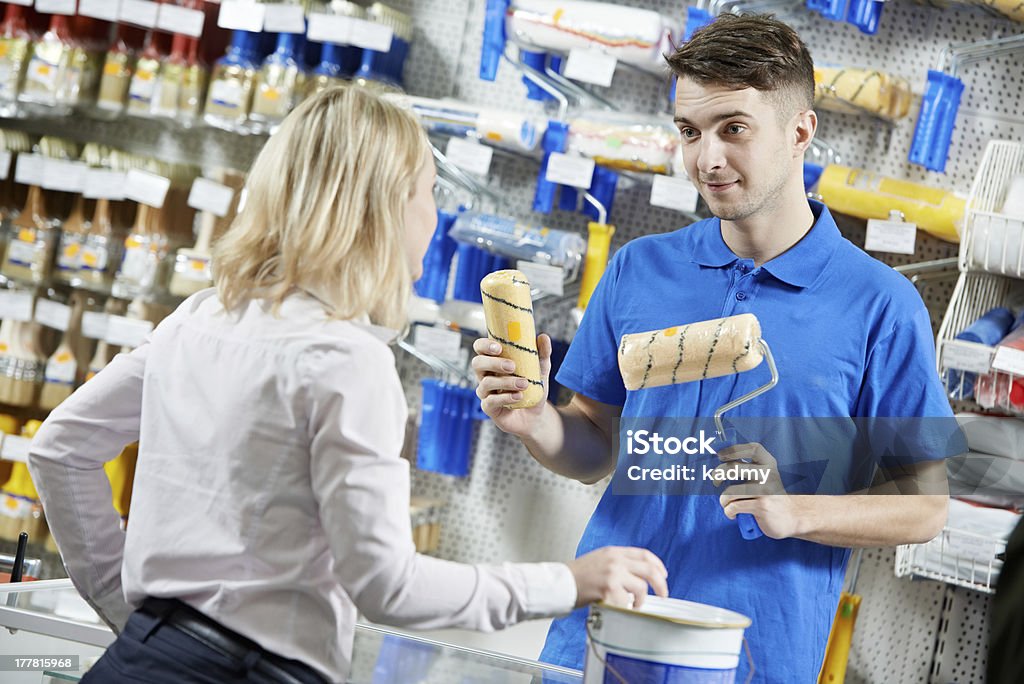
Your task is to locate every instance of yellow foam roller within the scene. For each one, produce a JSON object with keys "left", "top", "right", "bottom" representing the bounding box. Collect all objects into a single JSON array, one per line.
[
  {"left": 577, "top": 221, "right": 615, "bottom": 311},
  {"left": 480, "top": 270, "right": 545, "bottom": 409},
  {"left": 814, "top": 66, "right": 911, "bottom": 120}
]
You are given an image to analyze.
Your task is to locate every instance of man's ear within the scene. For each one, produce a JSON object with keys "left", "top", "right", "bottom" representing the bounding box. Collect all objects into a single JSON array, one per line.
[{"left": 793, "top": 109, "right": 817, "bottom": 157}]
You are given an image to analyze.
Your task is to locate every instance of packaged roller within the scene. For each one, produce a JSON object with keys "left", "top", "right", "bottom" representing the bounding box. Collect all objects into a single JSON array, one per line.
[
  {"left": 480, "top": 269, "right": 545, "bottom": 409},
  {"left": 814, "top": 66, "right": 911, "bottom": 120},
  {"left": 450, "top": 212, "right": 585, "bottom": 268},
  {"left": 404, "top": 96, "right": 543, "bottom": 153},
  {"left": 568, "top": 113, "right": 679, "bottom": 174},
  {"left": 818, "top": 165, "right": 966, "bottom": 243}
]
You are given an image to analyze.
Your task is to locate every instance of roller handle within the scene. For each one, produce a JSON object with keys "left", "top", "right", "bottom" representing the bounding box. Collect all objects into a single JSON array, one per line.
[{"left": 718, "top": 428, "right": 764, "bottom": 541}]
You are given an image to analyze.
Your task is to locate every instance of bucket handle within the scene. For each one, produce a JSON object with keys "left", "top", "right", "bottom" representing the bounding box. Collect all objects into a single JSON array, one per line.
[{"left": 586, "top": 609, "right": 756, "bottom": 684}]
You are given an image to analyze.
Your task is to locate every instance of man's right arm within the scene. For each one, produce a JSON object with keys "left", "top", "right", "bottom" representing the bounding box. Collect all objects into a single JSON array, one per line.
[{"left": 472, "top": 334, "right": 622, "bottom": 484}]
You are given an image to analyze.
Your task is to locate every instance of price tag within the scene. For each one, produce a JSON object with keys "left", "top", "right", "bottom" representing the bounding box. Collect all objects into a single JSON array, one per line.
[
  {"left": 865, "top": 219, "right": 917, "bottom": 255},
  {"left": 105, "top": 315, "right": 154, "bottom": 348},
  {"left": 0, "top": 151, "right": 11, "bottom": 181},
  {"left": 263, "top": 4, "right": 306, "bottom": 33},
  {"left": 941, "top": 340, "right": 993, "bottom": 374},
  {"left": 991, "top": 346, "right": 1024, "bottom": 376},
  {"left": 42, "top": 159, "right": 88, "bottom": 193},
  {"left": 188, "top": 178, "right": 235, "bottom": 217},
  {"left": 545, "top": 153, "right": 595, "bottom": 189},
  {"left": 4, "top": 0, "right": 33, "bottom": 7},
  {"left": 517, "top": 260, "right": 564, "bottom": 296},
  {"left": 81, "top": 312, "right": 109, "bottom": 340},
  {"left": 157, "top": 4, "right": 205, "bottom": 38},
  {"left": 1, "top": 435, "right": 31, "bottom": 464},
  {"left": 307, "top": 13, "right": 351, "bottom": 44},
  {"left": 124, "top": 169, "right": 171, "bottom": 208},
  {"left": 119, "top": 0, "right": 160, "bottom": 28},
  {"left": 445, "top": 138, "right": 493, "bottom": 177},
  {"left": 348, "top": 17, "right": 394, "bottom": 52},
  {"left": 83, "top": 169, "right": 127, "bottom": 200},
  {"left": 35, "top": 299, "right": 72, "bottom": 332},
  {"left": 218, "top": 0, "right": 266, "bottom": 31},
  {"left": 0, "top": 291, "right": 34, "bottom": 322},
  {"left": 413, "top": 324, "right": 462, "bottom": 365},
  {"left": 79, "top": 0, "right": 121, "bottom": 21},
  {"left": 563, "top": 48, "right": 618, "bottom": 87},
  {"left": 14, "top": 153, "right": 45, "bottom": 186},
  {"left": 650, "top": 174, "right": 700, "bottom": 213},
  {"left": 35, "top": 0, "right": 77, "bottom": 15}
]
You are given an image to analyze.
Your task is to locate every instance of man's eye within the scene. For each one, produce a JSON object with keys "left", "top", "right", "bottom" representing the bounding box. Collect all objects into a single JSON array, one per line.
[
  {"left": 680, "top": 128, "right": 698, "bottom": 139},
  {"left": 727, "top": 124, "right": 746, "bottom": 134}
]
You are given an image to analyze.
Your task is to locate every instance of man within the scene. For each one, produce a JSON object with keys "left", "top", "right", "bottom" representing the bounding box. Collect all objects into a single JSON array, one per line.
[{"left": 473, "top": 14, "right": 951, "bottom": 682}]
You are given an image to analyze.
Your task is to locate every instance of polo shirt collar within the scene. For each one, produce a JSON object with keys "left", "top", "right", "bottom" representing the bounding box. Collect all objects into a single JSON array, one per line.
[{"left": 690, "top": 200, "right": 841, "bottom": 288}]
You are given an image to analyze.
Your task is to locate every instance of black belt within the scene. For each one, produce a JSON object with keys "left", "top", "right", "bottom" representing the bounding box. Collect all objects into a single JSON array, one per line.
[{"left": 140, "top": 597, "right": 327, "bottom": 684}]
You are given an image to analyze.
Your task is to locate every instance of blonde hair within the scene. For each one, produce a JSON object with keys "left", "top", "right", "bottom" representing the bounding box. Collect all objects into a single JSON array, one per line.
[{"left": 212, "top": 86, "right": 429, "bottom": 329}]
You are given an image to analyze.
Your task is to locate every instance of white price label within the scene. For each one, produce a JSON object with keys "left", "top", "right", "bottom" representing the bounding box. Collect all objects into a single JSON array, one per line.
[
  {"left": 650, "top": 174, "right": 700, "bottom": 213},
  {"left": 0, "top": 150, "right": 11, "bottom": 181},
  {"left": 991, "top": 346, "right": 1024, "bottom": 377},
  {"left": 563, "top": 48, "right": 618, "bottom": 88},
  {"left": 545, "top": 152, "right": 595, "bottom": 189},
  {"left": 941, "top": 340, "right": 993, "bottom": 374},
  {"left": 349, "top": 18, "right": 394, "bottom": 52},
  {"left": 14, "top": 153, "right": 45, "bottom": 186},
  {"left": 79, "top": 0, "right": 121, "bottom": 21},
  {"left": 188, "top": 177, "right": 235, "bottom": 217},
  {"left": 1, "top": 435, "right": 31, "bottom": 464},
  {"left": 307, "top": 13, "right": 351, "bottom": 44},
  {"left": 81, "top": 312, "right": 109, "bottom": 340},
  {"left": 413, "top": 324, "right": 463, "bottom": 365},
  {"left": 35, "top": 299, "right": 72, "bottom": 332},
  {"left": 865, "top": 219, "right": 917, "bottom": 255},
  {"left": 83, "top": 169, "right": 127, "bottom": 200},
  {"left": 263, "top": 4, "right": 306, "bottom": 33},
  {"left": 445, "top": 138, "right": 493, "bottom": 177},
  {"left": 119, "top": 0, "right": 159, "bottom": 28},
  {"left": 0, "top": 291, "right": 34, "bottom": 322},
  {"left": 35, "top": 0, "right": 77, "bottom": 15},
  {"left": 218, "top": 0, "right": 265, "bottom": 31},
  {"left": 105, "top": 315, "right": 154, "bottom": 348},
  {"left": 124, "top": 169, "right": 171, "bottom": 208},
  {"left": 157, "top": 5, "right": 206, "bottom": 38},
  {"left": 517, "top": 260, "right": 564, "bottom": 296},
  {"left": 42, "top": 159, "right": 88, "bottom": 193}
]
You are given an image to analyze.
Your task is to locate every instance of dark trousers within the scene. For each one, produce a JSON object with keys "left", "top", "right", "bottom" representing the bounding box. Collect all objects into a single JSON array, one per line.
[{"left": 82, "top": 600, "right": 330, "bottom": 684}]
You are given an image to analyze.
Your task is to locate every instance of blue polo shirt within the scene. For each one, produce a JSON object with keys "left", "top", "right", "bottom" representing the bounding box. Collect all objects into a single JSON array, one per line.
[{"left": 541, "top": 201, "right": 954, "bottom": 682}]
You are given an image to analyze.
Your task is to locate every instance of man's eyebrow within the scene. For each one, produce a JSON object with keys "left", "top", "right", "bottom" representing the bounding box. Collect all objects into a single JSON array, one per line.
[{"left": 673, "top": 111, "right": 754, "bottom": 126}]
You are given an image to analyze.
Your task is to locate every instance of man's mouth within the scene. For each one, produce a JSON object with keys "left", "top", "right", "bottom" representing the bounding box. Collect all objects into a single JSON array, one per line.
[{"left": 703, "top": 180, "right": 739, "bottom": 193}]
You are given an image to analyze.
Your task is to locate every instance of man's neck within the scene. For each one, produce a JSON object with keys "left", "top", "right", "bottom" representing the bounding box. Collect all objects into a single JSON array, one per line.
[{"left": 720, "top": 186, "right": 816, "bottom": 267}]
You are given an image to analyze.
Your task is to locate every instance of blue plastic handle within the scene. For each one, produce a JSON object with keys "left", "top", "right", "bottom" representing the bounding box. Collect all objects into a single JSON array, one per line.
[
  {"left": 821, "top": 0, "right": 850, "bottom": 22},
  {"left": 684, "top": 8, "right": 715, "bottom": 41},
  {"left": 413, "top": 210, "right": 459, "bottom": 303},
  {"left": 909, "top": 70, "right": 964, "bottom": 173},
  {"left": 716, "top": 428, "right": 764, "bottom": 541},
  {"left": 533, "top": 121, "right": 570, "bottom": 213},
  {"left": 521, "top": 51, "right": 554, "bottom": 101},
  {"left": 846, "top": 0, "right": 884, "bottom": 34},
  {"left": 480, "top": 0, "right": 509, "bottom": 81},
  {"left": 803, "top": 162, "right": 825, "bottom": 193}
]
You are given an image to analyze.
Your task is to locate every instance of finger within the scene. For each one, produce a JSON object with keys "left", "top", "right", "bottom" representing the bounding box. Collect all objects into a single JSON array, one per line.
[
  {"left": 719, "top": 491, "right": 760, "bottom": 515},
  {"left": 471, "top": 355, "right": 516, "bottom": 378},
  {"left": 480, "top": 392, "right": 524, "bottom": 414},
  {"left": 472, "top": 338, "right": 503, "bottom": 356},
  {"left": 477, "top": 375, "right": 529, "bottom": 398},
  {"left": 626, "top": 559, "right": 669, "bottom": 599},
  {"left": 717, "top": 443, "right": 759, "bottom": 462},
  {"left": 623, "top": 576, "right": 650, "bottom": 608},
  {"left": 624, "top": 548, "right": 668, "bottom": 578},
  {"left": 722, "top": 498, "right": 759, "bottom": 520},
  {"left": 605, "top": 588, "right": 635, "bottom": 609},
  {"left": 537, "top": 333, "right": 553, "bottom": 381}
]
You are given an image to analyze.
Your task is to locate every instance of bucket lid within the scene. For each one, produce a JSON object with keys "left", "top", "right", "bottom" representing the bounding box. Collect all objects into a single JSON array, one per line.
[{"left": 597, "top": 596, "right": 752, "bottom": 629}]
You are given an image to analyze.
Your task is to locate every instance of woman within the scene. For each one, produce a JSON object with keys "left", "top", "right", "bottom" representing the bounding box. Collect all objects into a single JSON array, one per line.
[{"left": 28, "top": 86, "right": 667, "bottom": 683}]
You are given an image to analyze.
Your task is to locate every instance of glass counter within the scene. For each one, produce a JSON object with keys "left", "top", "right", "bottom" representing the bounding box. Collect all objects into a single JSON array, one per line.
[{"left": 0, "top": 579, "right": 582, "bottom": 683}]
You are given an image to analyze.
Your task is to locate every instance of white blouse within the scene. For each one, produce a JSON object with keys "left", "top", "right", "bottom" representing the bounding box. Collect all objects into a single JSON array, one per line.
[{"left": 28, "top": 289, "right": 576, "bottom": 682}]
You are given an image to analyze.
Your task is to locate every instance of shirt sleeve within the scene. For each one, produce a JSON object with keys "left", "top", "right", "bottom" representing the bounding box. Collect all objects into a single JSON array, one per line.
[
  {"left": 555, "top": 249, "right": 627, "bottom": 406},
  {"left": 27, "top": 343, "right": 150, "bottom": 633},
  {"left": 304, "top": 341, "right": 577, "bottom": 629},
  {"left": 854, "top": 300, "right": 963, "bottom": 468}
]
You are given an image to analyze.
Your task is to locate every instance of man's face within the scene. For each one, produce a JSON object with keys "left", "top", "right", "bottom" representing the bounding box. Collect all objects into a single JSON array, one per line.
[{"left": 674, "top": 78, "right": 797, "bottom": 222}]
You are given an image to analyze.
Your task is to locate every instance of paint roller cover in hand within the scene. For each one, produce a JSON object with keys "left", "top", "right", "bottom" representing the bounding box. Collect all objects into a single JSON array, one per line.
[
  {"left": 480, "top": 270, "right": 545, "bottom": 409},
  {"left": 618, "top": 313, "right": 764, "bottom": 391}
]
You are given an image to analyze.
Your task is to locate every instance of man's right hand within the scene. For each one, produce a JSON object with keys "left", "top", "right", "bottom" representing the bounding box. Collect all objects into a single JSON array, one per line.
[
  {"left": 567, "top": 547, "right": 669, "bottom": 609},
  {"left": 471, "top": 334, "right": 553, "bottom": 438}
]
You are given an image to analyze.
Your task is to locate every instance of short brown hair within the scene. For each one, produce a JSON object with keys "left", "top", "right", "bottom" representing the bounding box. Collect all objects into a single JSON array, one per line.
[{"left": 666, "top": 14, "right": 814, "bottom": 114}]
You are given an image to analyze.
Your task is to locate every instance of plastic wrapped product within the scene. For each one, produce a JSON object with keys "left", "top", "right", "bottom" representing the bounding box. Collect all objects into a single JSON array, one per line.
[
  {"left": 405, "top": 96, "right": 542, "bottom": 153},
  {"left": 567, "top": 113, "right": 679, "bottom": 174},
  {"left": 450, "top": 211, "right": 585, "bottom": 268},
  {"left": 814, "top": 66, "right": 911, "bottom": 120}
]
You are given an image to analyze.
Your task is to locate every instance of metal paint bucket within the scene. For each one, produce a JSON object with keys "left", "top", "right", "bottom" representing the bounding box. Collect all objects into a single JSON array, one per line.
[{"left": 584, "top": 596, "right": 752, "bottom": 683}]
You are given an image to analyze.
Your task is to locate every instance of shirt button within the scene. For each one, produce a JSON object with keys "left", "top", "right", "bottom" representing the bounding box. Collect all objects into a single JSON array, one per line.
[{"left": 736, "top": 292, "right": 747, "bottom": 301}]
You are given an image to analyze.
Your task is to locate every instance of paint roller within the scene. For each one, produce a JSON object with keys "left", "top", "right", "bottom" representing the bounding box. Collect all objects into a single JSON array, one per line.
[
  {"left": 618, "top": 313, "right": 779, "bottom": 540},
  {"left": 480, "top": 269, "right": 545, "bottom": 409}
]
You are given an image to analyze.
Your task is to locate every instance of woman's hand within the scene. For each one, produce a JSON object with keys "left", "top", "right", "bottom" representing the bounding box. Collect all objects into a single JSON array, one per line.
[{"left": 567, "top": 546, "right": 669, "bottom": 609}]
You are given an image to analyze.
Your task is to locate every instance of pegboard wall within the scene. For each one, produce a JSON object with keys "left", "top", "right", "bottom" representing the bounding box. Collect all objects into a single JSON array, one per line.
[{"left": 389, "top": 1, "right": 1016, "bottom": 682}]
